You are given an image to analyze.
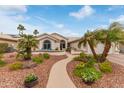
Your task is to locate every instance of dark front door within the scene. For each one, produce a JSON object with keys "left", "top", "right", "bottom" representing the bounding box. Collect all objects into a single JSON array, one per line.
[{"left": 43, "top": 40, "right": 51, "bottom": 50}]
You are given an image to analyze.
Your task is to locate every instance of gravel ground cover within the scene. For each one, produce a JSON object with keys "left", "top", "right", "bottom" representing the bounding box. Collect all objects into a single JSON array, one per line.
[
  {"left": 67, "top": 61, "right": 124, "bottom": 88},
  {"left": 0, "top": 53, "right": 67, "bottom": 88}
]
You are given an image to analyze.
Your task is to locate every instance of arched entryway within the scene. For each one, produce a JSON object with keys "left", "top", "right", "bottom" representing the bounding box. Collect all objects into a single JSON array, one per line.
[
  {"left": 43, "top": 40, "right": 51, "bottom": 50},
  {"left": 60, "top": 40, "right": 66, "bottom": 50}
]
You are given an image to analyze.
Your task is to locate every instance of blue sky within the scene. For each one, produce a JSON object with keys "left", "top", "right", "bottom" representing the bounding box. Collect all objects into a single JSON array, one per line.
[{"left": 0, "top": 5, "right": 124, "bottom": 36}]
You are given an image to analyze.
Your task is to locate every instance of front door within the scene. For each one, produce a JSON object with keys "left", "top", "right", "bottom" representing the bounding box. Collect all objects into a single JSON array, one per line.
[{"left": 43, "top": 40, "right": 51, "bottom": 50}]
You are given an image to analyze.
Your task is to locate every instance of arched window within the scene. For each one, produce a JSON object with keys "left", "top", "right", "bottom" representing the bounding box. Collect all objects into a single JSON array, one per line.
[
  {"left": 60, "top": 40, "right": 66, "bottom": 50},
  {"left": 43, "top": 40, "right": 51, "bottom": 50}
]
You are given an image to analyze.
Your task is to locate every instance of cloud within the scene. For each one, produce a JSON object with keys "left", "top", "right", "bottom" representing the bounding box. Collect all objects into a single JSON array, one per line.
[
  {"left": 35, "top": 16, "right": 65, "bottom": 29},
  {"left": 0, "top": 6, "right": 45, "bottom": 34},
  {"left": 69, "top": 6, "right": 94, "bottom": 20},
  {"left": 11, "top": 15, "right": 30, "bottom": 22},
  {"left": 109, "top": 15, "right": 124, "bottom": 24},
  {"left": 0, "top": 5, "right": 27, "bottom": 14},
  {"left": 108, "top": 6, "right": 124, "bottom": 11},
  {"left": 55, "top": 24, "right": 64, "bottom": 28}
]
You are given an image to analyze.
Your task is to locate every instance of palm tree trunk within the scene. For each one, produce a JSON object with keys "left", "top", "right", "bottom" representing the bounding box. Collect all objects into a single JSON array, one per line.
[
  {"left": 88, "top": 40, "right": 98, "bottom": 61},
  {"left": 100, "top": 41, "right": 111, "bottom": 62},
  {"left": 25, "top": 47, "right": 31, "bottom": 60}
]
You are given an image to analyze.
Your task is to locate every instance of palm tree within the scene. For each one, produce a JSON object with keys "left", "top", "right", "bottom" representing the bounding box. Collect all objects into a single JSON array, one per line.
[
  {"left": 78, "top": 30, "right": 98, "bottom": 61},
  {"left": 95, "top": 22, "right": 124, "bottom": 62},
  {"left": 33, "top": 29, "right": 39, "bottom": 36},
  {"left": 17, "top": 34, "right": 39, "bottom": 60},
  {"left": 17, "top": 24, "right": 26, "bottom": 35}
]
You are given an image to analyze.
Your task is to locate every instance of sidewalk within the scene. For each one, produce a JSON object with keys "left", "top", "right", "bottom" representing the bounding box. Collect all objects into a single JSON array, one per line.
[{"left": 46, "top": 54, "right": 76, "bottom": 88}]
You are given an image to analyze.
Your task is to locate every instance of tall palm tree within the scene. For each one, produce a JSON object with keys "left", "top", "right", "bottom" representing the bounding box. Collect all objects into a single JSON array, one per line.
[
  {"left": 33, "top": 29, "right": 39, "bottom": 36},
  {"left": 17, "top": 34, "right": 39, "bottom": 60},
  {"left": 95, "top": 22, "right": 124, "bottom": 62},
  {"left": 17, "top": 24, "right": 26, "bottom": 35},
  {"left": 78, "top": 30, "right": 98, "bottom": 61}
]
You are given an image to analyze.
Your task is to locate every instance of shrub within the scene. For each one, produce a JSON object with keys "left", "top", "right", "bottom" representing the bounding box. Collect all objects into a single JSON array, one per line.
[
  {"left": 73, "top": 67, "right": 84, "bottom": 77},
  {"left": 9, "top": 62, "right": 23, "bottom": 70},
  {"left": 73, "top": 56, "right": 83, "bottom": 61},
  {"left": 99, "top": 61, "right": 112, "bottom": 73},
  {"left": 24, "top": 73, "right": 38, "bottom": 83},
  {"left": 86, "top": 54, "right": 96, "bottom": 62},
  {"left": 73, "top": 52, "right": 87, "bottom": 62},
  {"left": 0, "top": 43, "right": 8, "bottom": 53},
  {"left": 43, "top": 53, "right": 50, "bottom": 59},
  {"left": 32, "top": 56, "right": 43, "bottom": 64},
  {"left": 81, "top": 67, "right": 102, "bottom": 83},
  {"left": 0, "top": 60, "right": 6, "bottom": 67},
  {"left": 76, "top": 62, "right": 85, "bottom": 69},
  {"left": 80, "top": 52, "right": 86, "bottom": 58},
  {"left": 85, "top": 61, "right": 95, "bottom": 68}
]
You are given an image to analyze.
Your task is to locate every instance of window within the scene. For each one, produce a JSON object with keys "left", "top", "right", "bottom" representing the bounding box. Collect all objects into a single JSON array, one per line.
[{"left": 60, "top": 40, "right": 66, "bottom": 50}]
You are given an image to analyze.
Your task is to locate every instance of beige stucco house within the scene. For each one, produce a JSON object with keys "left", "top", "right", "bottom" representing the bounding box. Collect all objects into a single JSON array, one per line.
[{"left": 0, "top": 33, "right": 121, "bottom": 54}]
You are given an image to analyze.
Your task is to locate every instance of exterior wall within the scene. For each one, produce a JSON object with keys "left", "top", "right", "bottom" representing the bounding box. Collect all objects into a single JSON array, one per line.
[
  {"left": 69, "top": 41, "right": 87, "bottom": 51},
  {"left": 51, "top": 34, "right": 68, "bottom": 50},
  {"left": 119, "top": 44, "right": 124, "bottom": 53},
  {"left": 87, "top": 43, "right": 118, "bottom": 54},
  {"left": 0, "top": 39, "right": 17, "bottom": 49},
  {"left": 38, "top": 38, "right": 60, "bottom": 50},
  {"left": 69, "top": 41, "right": 119, "bottom": 54}
]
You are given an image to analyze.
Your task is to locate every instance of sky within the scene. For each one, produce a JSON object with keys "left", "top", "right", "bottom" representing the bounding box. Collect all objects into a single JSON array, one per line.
[{"left": 0, "top": 5, "right": 124, "bottom": 37}]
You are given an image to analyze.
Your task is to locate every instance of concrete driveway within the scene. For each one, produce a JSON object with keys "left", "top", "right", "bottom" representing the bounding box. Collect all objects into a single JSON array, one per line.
[{"left": 107, "top": 54, "right": 124, "bottom": 66}]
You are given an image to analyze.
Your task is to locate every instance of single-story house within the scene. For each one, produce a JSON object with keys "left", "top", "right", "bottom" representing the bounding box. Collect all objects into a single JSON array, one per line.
[{"left": 0, "top": 33, "right": 121, "bottom": 54}]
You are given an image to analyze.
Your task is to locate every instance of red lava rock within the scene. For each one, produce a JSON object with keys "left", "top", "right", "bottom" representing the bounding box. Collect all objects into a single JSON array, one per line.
[{"left": 0, "top": 53, "right": 67, "bottom": 88}]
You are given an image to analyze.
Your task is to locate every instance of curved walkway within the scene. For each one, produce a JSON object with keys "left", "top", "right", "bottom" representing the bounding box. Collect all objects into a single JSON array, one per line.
[{"left": 46, "top": 53, "right": 76, "bottom": 88}]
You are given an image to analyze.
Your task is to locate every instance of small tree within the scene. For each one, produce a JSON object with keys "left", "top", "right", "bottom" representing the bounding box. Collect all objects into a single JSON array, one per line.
[
  {"left": 17, "top": 34, "right": 39, "bottom": 60},
  {"left": 17, "top": 24, "right": 26, "bottom": 36},
  {"left": 33, "top": 29, "right": 39, "bottom": 36},
  {"left": 95, "top": 22, "right": 124, "bottom": 62},
  {"left": 78, "top": 30, "right": 98, "bottom": 61}
]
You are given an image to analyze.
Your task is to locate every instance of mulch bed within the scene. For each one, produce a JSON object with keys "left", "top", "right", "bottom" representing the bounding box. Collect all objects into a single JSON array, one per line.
[
  {"left": 0, "top": 53, "right": 67, "bottom": 88},
  {"left": 67, "top": 61, "right": 124, "bottom": 88}
]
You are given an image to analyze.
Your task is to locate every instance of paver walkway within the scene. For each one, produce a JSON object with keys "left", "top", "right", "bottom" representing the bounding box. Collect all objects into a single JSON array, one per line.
[
  {"left": 107, "top": 54, "right": 124, "bottom": 66},
  {"left": 46, "top": 53, "right": 76, "bottom": 88}
]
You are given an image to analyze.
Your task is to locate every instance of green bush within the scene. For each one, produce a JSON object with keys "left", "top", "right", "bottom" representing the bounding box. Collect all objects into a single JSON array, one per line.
[
  {"left": 86, "top": 54, "right": 96, "bottom": 62},
  {"left": 43, "top": 53, "right": 50, "bottom": 59},
  {"left": 0, "top": 43, "right": 8, "bottom": 53},
  {"left": 9, "top": 62, "right": 23, "bottom": 70},
  {"left": 0, "top": 60, "right": 6, "bottom": 67},
  {"left": 81, "top": 67, "right": 102, "bottom": 83},
  {"left": 24, "top": 73, "right": 38, "bottom": 83},
  {"left": 32, "top": 56, "right": 43, "bottom": 64},
  {"left": 80, "top": 52, "right": 86, "bottom": 58},
  {"left": 73, "top": 67, "right": 84, "bottom": 77},
  {"left": 76, "top": 62, "right": 85, "bottom": 69},
  {"left": 73, "top": 56, "right": 83, "bottom": 61},
  {"left": 73, "top": 52, "right": 86, "bottom": 61},
  {"left": 99, "top": 61, "right": 112, "bottom": 73},
  {"left": 85, "top": 61, "right": 95, "bottom": 68}
]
